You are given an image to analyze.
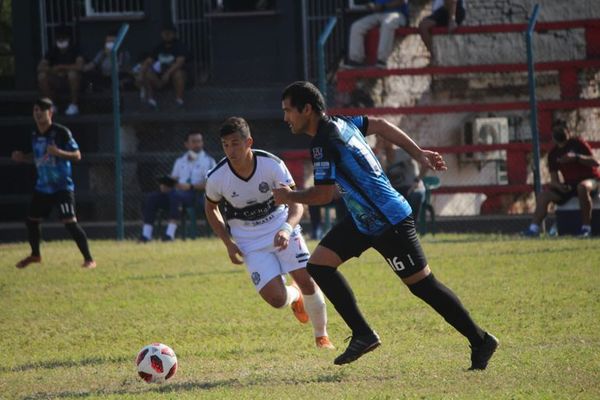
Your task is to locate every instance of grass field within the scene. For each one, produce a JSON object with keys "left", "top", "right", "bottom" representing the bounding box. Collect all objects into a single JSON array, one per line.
[{"left": 1, "top": 235, "right": 599, "bottom": 399}]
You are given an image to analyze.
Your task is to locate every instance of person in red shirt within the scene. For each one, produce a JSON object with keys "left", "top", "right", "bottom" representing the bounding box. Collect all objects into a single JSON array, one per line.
[{"left": 523, "top": 120, "right": 600, "bottom": 237}]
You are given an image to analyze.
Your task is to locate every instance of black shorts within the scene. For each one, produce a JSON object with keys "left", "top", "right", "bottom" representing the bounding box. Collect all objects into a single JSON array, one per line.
[
  {"left": 319, "top": 215, "right": 428, "bottom": 279},
  {"left": 427, "top": 1, "right": 466, "bottom": 26},
  {"left": 29, "top": 190, "right": 76, "bottom": 220}
]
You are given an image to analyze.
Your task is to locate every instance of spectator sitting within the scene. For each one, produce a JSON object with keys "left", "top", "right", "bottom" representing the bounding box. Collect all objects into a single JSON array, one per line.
[
  {"left": 82, "top": 29, "right": 132, "bottom": 92},
  {"left": 418, "top": 0, "right": 466, "bottom": 64},
  {"left": 37, "top": 27, "right": 84, "bottom": 116},
  {"left": 522, "top": 120, "right": 600, "bottom": 238},
  {"left": 386, "top": 145, "right": 427, "bottom": 220},
  {"left": 139, "top": 23, "right": 190, "bottom": 109},
  {"left": 140, "top": 132, "right": 216, "bottom": 242},
  {"left": 342, "top": 0, "right": 409, "bottom": 69}
]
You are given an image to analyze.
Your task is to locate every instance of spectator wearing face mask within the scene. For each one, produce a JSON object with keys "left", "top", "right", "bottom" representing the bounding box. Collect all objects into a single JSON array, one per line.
[
  {"left": 82, "top": 29, "right": 132, "bottom": 92},
  {"left": 140, "top": 131, "right": 216, "bottom": 242},
  {"left": 138, "top": 22, "right": 191, "bottom": 109},
  {"left": 37, "top": 27, "right": 85, "bottom": 116}
]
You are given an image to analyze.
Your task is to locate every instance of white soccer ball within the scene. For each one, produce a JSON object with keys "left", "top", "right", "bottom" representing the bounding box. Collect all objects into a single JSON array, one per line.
[{"left": 135, "top": 343, "right": 178, "bottom": 383}]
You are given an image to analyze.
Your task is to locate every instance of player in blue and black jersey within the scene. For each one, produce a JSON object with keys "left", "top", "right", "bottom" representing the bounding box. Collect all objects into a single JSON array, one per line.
[
  {"left": 11, "top": 98, "right": 96, "bottom": 269},
  {"left": 274, "top": 81, "right": 498, "bottom": 369}
]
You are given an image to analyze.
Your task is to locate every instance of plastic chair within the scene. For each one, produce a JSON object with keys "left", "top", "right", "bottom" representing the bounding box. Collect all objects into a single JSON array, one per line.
[{"left": 418, "top": 176, "right": 441, "bottom": 235}]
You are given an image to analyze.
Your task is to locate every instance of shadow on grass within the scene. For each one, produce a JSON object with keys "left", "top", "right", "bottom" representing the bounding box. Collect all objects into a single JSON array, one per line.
[
  {"left": 125, "top": 269, "right": 241, "bottom": 282},
  {"left": 22, "top": 373, "right": 348, "bottom": 399},
  {"left": 4, "top": 355, "right": 131, "bottom": 373}
]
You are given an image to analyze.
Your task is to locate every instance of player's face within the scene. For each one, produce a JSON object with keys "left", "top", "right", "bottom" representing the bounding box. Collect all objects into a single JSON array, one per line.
[
  {"left": 221, "top": 132, "right": 252, "bottom": 163},
  {"left": 186, "top": 133, "right": 204, "bottom": 153},
  {"left": 33, "top": 105, "right": 51, "bottom": 125},
  {"left": 282, "top": 98, "right": 308, "bottom": 135}
]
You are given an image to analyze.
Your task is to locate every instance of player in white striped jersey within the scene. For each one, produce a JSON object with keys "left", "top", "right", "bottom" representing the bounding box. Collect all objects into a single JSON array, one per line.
[{"left": 204, "top": 117, "right": 334, "bottom": 349}]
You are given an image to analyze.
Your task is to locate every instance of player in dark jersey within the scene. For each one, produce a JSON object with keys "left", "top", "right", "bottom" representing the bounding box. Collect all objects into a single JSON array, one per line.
[
  {"left": 11, "top": 98, "right": 96, "bottom": 269},
  {"left": 273, "top": 81, "right": 497, "bottom": 369}
]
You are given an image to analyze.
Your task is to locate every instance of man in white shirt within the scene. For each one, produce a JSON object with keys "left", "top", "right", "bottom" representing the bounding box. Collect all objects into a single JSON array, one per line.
[
  {"left": 140, "top": 131, "right": 216, "bottom": 241},
  {"left": 204, "top": 116, "right": 334, "bottom": 349}
]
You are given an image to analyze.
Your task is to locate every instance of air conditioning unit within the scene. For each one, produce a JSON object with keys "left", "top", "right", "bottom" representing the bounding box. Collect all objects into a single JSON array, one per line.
[{"left": 461, "top": 117, "right": 509, "bottom": 162}]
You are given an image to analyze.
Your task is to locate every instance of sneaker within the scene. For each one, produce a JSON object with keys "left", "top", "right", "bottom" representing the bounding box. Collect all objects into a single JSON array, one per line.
[
  {"left": 577, "top": 227, "right": 591, "bottom": 238},
  {"left": 334, "top": 331, "right": 381, "bottom": 365},
  {"left": 15, "top": 255, "right": 41, "bottom": 269},
  {"left": 82, "top": 260, "right": 97, "bottom": 269},
  {"left": 521, "top": 228, "right": 540, "bottom": 237},
  {"left": 315, "top": 335, "right": 335, "bottom": 350},
  {"left": 290, "top": 282, "right": 309, "bottom": 324},
  {"left": 469, "top": 332, "right": 499, "bottom": 370},
  {"left": 375, "top": 60, "right": 388, "bottom": 69},
  {"left": 65, "top": 103, "right": 79, "bottom": 116},
  {"left": 341, "top": 59, "right": 367, "bottom": 69}
]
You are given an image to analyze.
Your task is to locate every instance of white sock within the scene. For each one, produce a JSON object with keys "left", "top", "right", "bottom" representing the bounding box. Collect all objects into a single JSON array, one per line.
[
  {"left": 166, "top": 223, "right": 177, "bottom": 238},
  {"left": 529, "top": 223, "right": 540, "bottom": 233},
  {"left": 304, "top": 289, "right": 328, "bottom": 337},
  {"left": 278, "top": 284, "right": 300, "bottom": 308},
  {"left": 142, "top": 224, "right": 153, "bottom": 239}
]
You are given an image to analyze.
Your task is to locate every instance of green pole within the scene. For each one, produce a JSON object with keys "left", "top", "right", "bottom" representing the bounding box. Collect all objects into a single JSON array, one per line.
[{"left": 112, "top": 23, "right": 129, "bottom": 240}]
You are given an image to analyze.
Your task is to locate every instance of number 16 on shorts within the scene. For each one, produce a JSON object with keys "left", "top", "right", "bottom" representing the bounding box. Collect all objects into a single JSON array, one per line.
[{"left": 386, "top": 256, "right": 406, "bottom": 272}]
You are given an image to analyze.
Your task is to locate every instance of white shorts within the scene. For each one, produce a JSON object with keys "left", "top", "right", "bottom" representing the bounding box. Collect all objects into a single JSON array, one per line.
[{"left": 243, "top": 228, "right": 310, "bottom": 292}]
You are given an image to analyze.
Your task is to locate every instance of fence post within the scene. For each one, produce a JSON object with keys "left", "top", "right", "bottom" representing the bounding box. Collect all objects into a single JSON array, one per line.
[
  {"left": 526, "top": 4, "right": 541, "bottom": 195},
  {"left": 317, "top": 16, "right": 337, "bottom": 101},
  {"left": 112, "top": 23, "right": 129, "bottom": 240}
]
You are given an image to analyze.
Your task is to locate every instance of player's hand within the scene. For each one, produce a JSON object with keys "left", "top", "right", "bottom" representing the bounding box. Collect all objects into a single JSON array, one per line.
[
  {"left": 274, "top": 230, "right": 290, "bottom": 251},
  {"left": 557, "top": 152, "right": 577, "bottom": 163},
  {"left": 272, "top": 185, "right": 292, "bottom": 205},
  {"left": 421, "top": 150, "right": 447, "bottom": 171},
  {"left": 46, "top": 144, "right": 61, "bottom": 157},
  {"left": 11, "top": 150, "right": 25, "bottom": 162},
  {"left": 226, "top": 242, "right": 244, "bottom": 265}
]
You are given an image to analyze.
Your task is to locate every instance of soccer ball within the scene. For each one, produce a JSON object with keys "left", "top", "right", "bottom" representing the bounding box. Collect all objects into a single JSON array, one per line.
[{"left": 135, "top": 343, "right": 178, "bottom": 383}]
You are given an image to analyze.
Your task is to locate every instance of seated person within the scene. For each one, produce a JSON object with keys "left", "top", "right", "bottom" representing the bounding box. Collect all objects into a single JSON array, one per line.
[
  {"left": 418, "top": 0, "right": 467, "bottom": 64},
  {"left": 138, "top": 23, "right": 190, "bottom": 109},
  {"left": 140, "top": 132, "right": 216, "bottom": 242},
  {"left": 37, "top": 27, "right": 84, "bottom": 116},
  {"left": 523, "top": 120, "right": 600, "bottom": 237},
  {"left": 386, "top": 145, "right": 427, "bottom": 219},
  {"left": 343, "top": 0, "right": 410, "bottom": 69},
  {"left": 83, "top": 29, "right": 132, "bottom": 91}
]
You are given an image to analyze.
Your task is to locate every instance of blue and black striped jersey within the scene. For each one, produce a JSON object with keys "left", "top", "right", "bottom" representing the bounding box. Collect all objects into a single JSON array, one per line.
[{"left": 310, "top": 115, "right": 412, "bottom": 235}]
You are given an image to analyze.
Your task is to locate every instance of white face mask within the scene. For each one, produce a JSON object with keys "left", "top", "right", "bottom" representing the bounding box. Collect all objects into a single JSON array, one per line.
[
  {"left": 105, "top": 41, "right": 115, "bottom": 51},
  {"left": 56, "top": 40, "right": 69, "bottom": 49},
  {"left": 187, "top": 150, "right": 199, "bottom": 160}
]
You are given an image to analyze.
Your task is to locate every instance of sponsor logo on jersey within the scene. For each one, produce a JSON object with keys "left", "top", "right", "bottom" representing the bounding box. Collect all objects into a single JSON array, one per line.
[
  {"left": 231, "top": 191, "right": 239, "bottom": 198},
  {"left": 251, "top": 272, "right": 261, "bottom": 286}
]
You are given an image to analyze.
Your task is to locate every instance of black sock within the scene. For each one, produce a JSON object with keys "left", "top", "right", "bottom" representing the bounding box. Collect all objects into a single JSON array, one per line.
[
  {"left": 26, "top": 219, "right": 41, "bottom": 257},
  {"left": 306, "top": 263, "right": 373, "bottom": 336},
  {"left": 408, "top": 274, "right": 485, "bottom": 346},
  {"left": 65, "top": 222, "right": 93, "bottom": 261}
]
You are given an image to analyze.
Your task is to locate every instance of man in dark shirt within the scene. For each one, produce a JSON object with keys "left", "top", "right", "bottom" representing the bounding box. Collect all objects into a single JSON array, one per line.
[
  {"left": 139, "top": 23, "right": 190, "bottom": 109},
  {"left": 11, "top": 98, "right": 96, "bottom": 269},
  {"left": 523, "top": 119, "right": 600, "bottom": 237},
  {"left": 37, "top": 28, "right": 84, "bottom": 116}
]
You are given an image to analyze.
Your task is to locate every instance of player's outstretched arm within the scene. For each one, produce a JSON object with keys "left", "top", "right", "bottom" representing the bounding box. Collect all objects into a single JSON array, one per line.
[
  {"left": 11, "top": 151, "right": 33, "bottom": 163},
  {"left": 273, "top": 184, "right": 335, "bottom": 206},
  {"left": 204, "top": 199, "right": 244, "bottom": 264}
]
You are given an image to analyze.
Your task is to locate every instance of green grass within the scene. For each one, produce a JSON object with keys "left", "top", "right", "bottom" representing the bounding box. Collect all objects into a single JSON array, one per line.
[{"left": 1, "top": 235, "right": 599, "bottom": 399}]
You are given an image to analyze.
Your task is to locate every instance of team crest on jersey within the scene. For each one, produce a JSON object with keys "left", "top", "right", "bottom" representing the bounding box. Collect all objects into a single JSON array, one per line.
[
  {"left": 312, "top": 147, "right": 323, "bottom": 160},
  {"left": 251, "top": 272, "right": 261, "bottom": 286},
  {"left": 258, "top": 182, "right": 270, "bottom": 193}
]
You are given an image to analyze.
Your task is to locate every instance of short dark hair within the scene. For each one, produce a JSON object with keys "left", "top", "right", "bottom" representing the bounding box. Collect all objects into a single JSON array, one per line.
[
  {"left": 34, "top": 97, "right": 54, "bottom": 111},
  {"left": 219, "top": 117, "right": 251, "bottom": 139},
  {"left": 281, "top": 81, "right": 326, "bottom": 114},
  {"left": 185, "top": 131, "right": 203, "bottom": 141},
  {"left": 552, "top": 118, "right": 568, "bottom": 133},
  {"left": 162, "top": 22, "right": 177, "bottom": 33}
]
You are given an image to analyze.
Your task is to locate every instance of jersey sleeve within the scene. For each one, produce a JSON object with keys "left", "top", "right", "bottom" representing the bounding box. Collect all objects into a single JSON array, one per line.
[
  {"left": 55, "top": 127, "right": 79, "bottom": 151},
  {"left": 171, "top": 157, "right": 182, "bottom": 180},
  {"left": 204, "top": 175, "right": 222, "bottom": 204},
  {"left": 347, "top": 115, "right": 369, "bottom": 136},
  {"left": 272, "top": 159, "right": 295, "bottom": 189},
  {"left": 575, "top": 138, "right": 594, "bottom": 156}
]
